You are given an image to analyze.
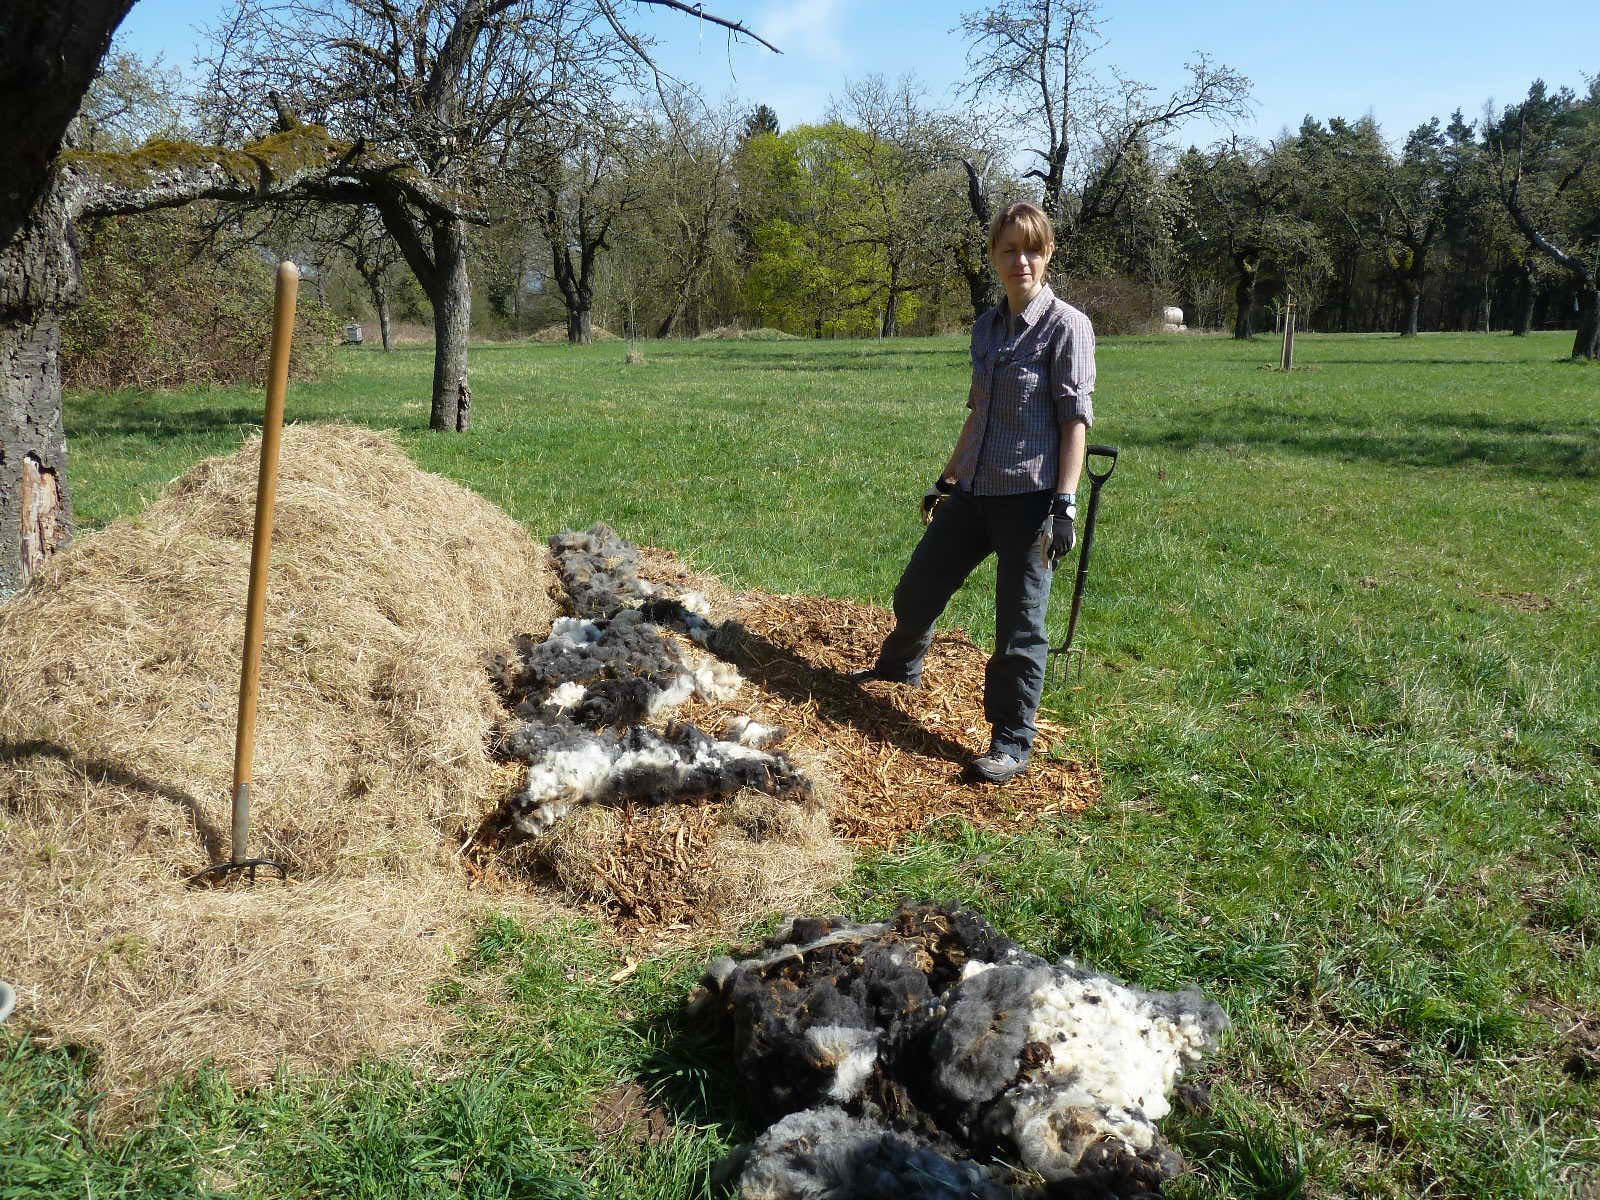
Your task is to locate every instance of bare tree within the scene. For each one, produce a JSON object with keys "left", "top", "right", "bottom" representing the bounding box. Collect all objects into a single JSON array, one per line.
[
  {"left": 531, "top": 102, "right": 642, "bottom": 343},
  {"left": 201, "top": 0, "right": 633, "bottom": 426},
  {"left": 958, "top": 0, "right": 1249, "bottom": 267},
  {"left": 326, "top": 208, "right": 404, "bottom": 351},
  {"left": 0, "top": 0, "right": 776, "bottom": 591}
]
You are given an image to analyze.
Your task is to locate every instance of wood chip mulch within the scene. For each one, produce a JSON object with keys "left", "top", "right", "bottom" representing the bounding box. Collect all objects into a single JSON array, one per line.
[
  {"left": 681, "top": 588, "right": 1098, "bottom": 849},
  {"left": 473, "top": 554, "right": 1099, "bottom": 937}
]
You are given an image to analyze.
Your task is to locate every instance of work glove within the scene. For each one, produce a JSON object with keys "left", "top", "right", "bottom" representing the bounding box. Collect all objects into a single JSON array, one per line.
[
  {"left": 1044, "top": 492, "right": 1077, "bottom": 569},
  {"left": 921, "top": 476, "right": 955, "bottom": 524}
]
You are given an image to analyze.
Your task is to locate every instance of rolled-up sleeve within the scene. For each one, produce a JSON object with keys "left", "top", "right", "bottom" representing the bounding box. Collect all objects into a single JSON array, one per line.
[{"left": 1051, "top": 309, "right": 1096, "bottom": 428}]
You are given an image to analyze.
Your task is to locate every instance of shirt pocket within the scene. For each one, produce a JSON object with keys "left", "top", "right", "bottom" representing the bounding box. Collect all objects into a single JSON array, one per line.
[{"left": 999, "top": 350, "right": 1047, "bottom": 404}]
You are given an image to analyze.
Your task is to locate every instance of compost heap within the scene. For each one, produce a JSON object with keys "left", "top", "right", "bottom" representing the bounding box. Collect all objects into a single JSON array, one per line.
[
  {"left": 0, "top": 424, "right": 555, "bottom": 1113},
  {"left": 473, "top": 525, "right": 844, "bottom": 932},
  {"left": 694, "top": 904, "right": 1229, "bottom": 1199}
]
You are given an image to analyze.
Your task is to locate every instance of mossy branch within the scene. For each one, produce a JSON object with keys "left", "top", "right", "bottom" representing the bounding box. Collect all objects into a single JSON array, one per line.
[{"left": 60, "top": 126, "right": 477, "bottom": 223}]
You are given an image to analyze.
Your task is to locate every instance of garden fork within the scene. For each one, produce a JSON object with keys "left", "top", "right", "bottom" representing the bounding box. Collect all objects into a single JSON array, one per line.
[{"left": 1047, "top": 444, "right": 1119, "bottom": 684}]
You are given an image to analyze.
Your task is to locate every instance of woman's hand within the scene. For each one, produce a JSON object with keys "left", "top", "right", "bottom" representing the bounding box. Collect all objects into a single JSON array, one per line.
[
  {"left": 921, "top": 477, "right": 955, "bottom": 524},
  {"left": 1045, "top": 493, "right": 1077, "bottom": 567}
]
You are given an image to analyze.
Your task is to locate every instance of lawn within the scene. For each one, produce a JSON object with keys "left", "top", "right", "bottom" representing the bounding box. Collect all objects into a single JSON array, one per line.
[{"left": 5, "top": 330, "right": 1598, "bottom": 1198}]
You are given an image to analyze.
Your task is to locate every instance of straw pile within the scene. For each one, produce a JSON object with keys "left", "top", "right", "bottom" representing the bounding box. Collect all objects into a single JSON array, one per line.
[{"left": 0, "top": 424, "right": 555, "bottom": 1113}]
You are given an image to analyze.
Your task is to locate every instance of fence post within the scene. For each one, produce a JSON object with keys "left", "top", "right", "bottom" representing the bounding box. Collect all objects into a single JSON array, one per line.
[{"left": 1280, "top": 292, "right": 1297, "bottom": 371}]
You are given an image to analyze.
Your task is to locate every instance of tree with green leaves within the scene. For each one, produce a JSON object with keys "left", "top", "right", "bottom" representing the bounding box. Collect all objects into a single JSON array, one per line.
[
  {"left": 1176, "top": 137, "right": 1326, "bottom": 339},
  {"left": 1487, "top": 78, "right": 1600, "bottom": 359}
]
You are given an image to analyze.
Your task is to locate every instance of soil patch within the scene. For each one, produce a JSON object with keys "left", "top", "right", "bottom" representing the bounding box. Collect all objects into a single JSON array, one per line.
[{"left": 585, "top": 1080, "right": 676, "bottom": 1147}]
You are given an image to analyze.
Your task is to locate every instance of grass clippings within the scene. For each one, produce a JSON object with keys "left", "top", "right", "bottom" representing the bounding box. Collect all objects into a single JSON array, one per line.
[
  {"left": 692, "top": 326, "right": 802, "bottom": 341},
  {"left": 0, "top": 423, "right": 557, "bottom": 1115},
  {"left": 531, "top": 323, "right": 622, "bottom": 343}
]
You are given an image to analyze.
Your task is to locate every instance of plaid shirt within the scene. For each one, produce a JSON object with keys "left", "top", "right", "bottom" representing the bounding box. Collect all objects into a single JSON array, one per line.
[{"left": 954, "top": 284, "right": 1096, "bottom": 495}]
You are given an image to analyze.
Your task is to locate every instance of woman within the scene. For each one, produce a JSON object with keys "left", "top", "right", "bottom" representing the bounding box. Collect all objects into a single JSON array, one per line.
[{"left": 851, "top": 201, "right": 1095, "bottom": 784}]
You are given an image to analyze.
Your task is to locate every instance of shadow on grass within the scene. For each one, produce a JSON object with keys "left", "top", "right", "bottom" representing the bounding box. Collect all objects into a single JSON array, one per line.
[
  {"left": 633, "top": 1004, "right": 752, "bottom": 1143},
  {"left": 720, "top": 625, "right": 977, "bottom": 766},
  {"left": 0, "top": 738, "right": 225, "bottom": 862},
  {"left": 65, "top": 400, "right": 269, "bottom": 442},
  {"left": 1128, "top": 402, "right": 1600, "bottom": 478}
]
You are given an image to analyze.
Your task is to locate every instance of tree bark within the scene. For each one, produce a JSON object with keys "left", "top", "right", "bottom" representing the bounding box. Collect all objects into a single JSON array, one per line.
[
  {"left": 656, "top": 304, "right": 681, "bottom": 339},
  {"left": 0, "top": 179, "right": 82, "bottom": 593},
  {"left": 567, "top": 307, "right": 593, "bottom": 344},
  {"left": 1232, "top": 253, "right": 1257, "bottom": 340},
  {"left": 428, "top": 218, "right": 472, "bottom": 431},
  {"left": 373, "top": 284, "right": 393, "bottom": 351},
  {"left": 1402, "top": 281, "right": 1421, "bottom": 337},
  {"left": 1, "top": 314, "right": 75, "bottom": 595},
  {"left": 1511, "top": 267, "right": 1535, "bottom": 337},
  {"left": 1574, "top": 288, "right": 1600, "bottom": 361}
]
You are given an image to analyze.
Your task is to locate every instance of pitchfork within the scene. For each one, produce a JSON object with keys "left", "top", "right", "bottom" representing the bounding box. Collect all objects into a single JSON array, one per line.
[
  {"left": 1047, "top": 443, "right": 1119, "bottom": 684},
  {"left": 188, "top": 263, "right": 298, "bottom": 888}
]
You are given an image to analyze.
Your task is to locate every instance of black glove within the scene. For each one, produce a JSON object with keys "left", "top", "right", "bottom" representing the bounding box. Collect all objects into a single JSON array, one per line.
[
  {"left": 1045, "top": 493, "right": 1077, "bottom": 568},
  {"left": 921, "top": 476, "right": 955, "bottom": 524}
]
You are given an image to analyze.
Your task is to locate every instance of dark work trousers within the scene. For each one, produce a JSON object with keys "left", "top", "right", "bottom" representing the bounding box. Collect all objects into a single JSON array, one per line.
[{"left": 871, "top": 488, "right": 1056, "bottom": 759}]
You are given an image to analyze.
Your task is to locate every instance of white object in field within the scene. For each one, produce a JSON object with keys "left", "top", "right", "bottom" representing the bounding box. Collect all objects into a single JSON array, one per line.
[
  {"left": 1161, "top": 306, "right": 1185, "bottom": 326},
  {"left": 342, "top": 322, "right": 364, "bottom": 344},
  {"left": 0, "top": 981, "right": 15, "bottom": 1024}
]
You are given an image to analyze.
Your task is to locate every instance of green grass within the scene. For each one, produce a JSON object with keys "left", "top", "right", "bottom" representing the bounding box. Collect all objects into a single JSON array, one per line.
[{"left": 6, "top": 330, "right": 1597, "bottom": 1197}]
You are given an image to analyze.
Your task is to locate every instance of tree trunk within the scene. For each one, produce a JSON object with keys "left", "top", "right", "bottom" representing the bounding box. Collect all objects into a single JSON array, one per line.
[
  {"left": 1232, "top": 267, "right": 1255, "bottom": 340},
  {"left": 1574, "top": 288, "right": 1600, "bottom": 361},
  {"left": 1, "top": 315, "right": 75, "bottom": 595},
  {"left": 1402, "top": 282, "right": 1421, "bottom": 337},
  {"left": 962, "top": 262, "right": 994, "bottom": 322},
  {"left": 567, "top": 307, "right": 593, "bottom": 344},
  {"left": 0, "top": 183, "right": 80, "bottom": 594},
  {"left": 881, "top": 287, "right": 899, "bottom": 339},
  {"left": 362, "top": 273, "right": 394, "bottom": 352},
  {"left": 1512, "top": 268, "right": 1535, "bottom": 337},
  {"left": 427, "top": 218, "right": 471, "bottom": 431},
  {"left": 375, "top": 286, "right": 393, "bottom": 352},
  {"left": 657, "top": 292, "right": 686, "bottom": 339}
]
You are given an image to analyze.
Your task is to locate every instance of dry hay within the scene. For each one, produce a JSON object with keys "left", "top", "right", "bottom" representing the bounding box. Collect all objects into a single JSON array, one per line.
[
  {"left": 692, "top": 326, "right": 802, "bottom": 342},
  {"left": 530, "top": 323, "right": 622, "bottom": 343},
  {"left": 0, "top": 423, "right": 557, "bottom": 1115}
]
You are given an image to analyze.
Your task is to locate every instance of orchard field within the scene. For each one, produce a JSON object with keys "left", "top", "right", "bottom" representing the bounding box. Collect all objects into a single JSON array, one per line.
[{"left": 6, "top": 329, "right": 1598, "bottom": 1199}]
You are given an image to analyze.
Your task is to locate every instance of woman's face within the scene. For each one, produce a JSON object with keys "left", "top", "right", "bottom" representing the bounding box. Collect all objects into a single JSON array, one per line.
[{"left": 989, "top": 224, "right": 1053, "bottom": 295}]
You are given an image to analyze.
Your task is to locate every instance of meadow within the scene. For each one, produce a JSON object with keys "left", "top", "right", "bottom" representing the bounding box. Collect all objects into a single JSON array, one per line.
[{"left": 4, "top": 329, "right": 1597, "bottom": 1198}]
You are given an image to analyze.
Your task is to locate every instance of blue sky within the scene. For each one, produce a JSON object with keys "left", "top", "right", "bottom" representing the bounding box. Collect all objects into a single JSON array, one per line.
[{"left": 118, "top": 0, "right": 1595, "bottom": 148}]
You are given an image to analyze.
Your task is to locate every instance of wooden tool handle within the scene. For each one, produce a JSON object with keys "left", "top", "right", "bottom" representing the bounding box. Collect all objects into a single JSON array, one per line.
[{"left": 231, "top": 261, "right": 299, "bottom": 862}]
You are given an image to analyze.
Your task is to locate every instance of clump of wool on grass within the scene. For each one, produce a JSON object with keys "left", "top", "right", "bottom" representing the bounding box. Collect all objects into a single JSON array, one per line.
[{"left": 693, "top": 904, "right": 1229, "bottom": 1198}]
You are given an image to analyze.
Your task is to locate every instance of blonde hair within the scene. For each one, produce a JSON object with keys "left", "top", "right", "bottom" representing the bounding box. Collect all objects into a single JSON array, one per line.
[{"left": 987, "top": 201, "right": 1055, "bottom": 257}]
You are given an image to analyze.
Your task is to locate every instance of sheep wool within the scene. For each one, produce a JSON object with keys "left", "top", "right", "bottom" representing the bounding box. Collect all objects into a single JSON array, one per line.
[
  {"left": 492, "top": 550, "right": 742, "bottom": 729},
  {"left": 693, "top": 904, "right": 1228, "bottom": 1198},
  {"left": 497, "top": 720, "right": 812, "bottom": 839}
]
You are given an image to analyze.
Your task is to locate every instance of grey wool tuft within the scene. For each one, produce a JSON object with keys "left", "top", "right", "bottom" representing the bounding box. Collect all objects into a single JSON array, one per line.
[{"left": 692, "top": 904, "right": 1229, "bottom": 1198}]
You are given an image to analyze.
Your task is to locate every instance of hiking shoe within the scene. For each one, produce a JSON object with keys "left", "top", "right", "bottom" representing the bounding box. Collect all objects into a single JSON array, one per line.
[
  {"left": 966, "top": 749, "right": 1029, "bottom": 784},
  {"left": 846, "top": 667, "right": 921, "bottom": 686}
]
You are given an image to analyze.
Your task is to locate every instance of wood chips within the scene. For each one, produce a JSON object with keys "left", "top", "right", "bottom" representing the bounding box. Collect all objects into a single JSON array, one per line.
[
  {"left": 694, "top": 588, "right": 1098, "bottom": 848},
  {"left": 473, "top": 549, "right": 1097, "bottom": 938}
]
